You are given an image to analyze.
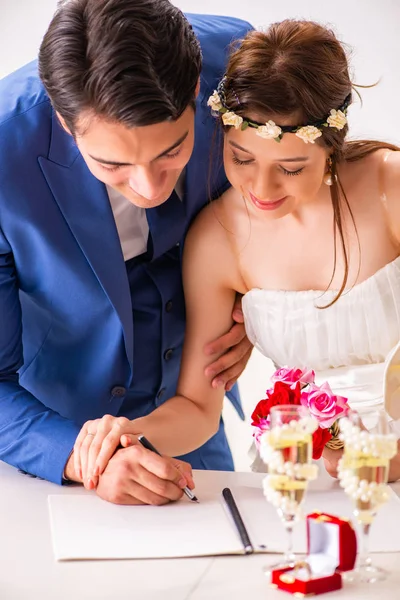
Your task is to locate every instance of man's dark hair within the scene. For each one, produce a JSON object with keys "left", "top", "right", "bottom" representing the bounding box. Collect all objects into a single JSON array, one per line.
[{"left": 39, "top": 0, "right": 202, "bottom": 134}]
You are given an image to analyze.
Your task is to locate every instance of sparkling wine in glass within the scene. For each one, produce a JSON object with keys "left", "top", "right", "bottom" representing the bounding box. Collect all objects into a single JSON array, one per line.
[
  {"left": 260, "top": 405, "right": 318, "bottom": 568},
  {"left": 338, "top": 409, "right": 397, "bottom": 583}
]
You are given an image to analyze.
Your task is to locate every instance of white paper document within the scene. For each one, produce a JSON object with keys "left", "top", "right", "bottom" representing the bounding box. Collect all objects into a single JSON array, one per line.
[
  {"left": 48, "top": 487, "right": 270, "bottom": 561},
  {"left": 48, "top": 473, "right": 400, "bottom": 561}
]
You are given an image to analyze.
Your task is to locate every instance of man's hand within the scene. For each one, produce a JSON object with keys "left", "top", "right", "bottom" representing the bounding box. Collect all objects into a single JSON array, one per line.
[
  {"left": 204, "top": 294, "right": 252, "bottom": 391},
  {"left": 95, "top": 445, "right": 194, "bottom": 505}
]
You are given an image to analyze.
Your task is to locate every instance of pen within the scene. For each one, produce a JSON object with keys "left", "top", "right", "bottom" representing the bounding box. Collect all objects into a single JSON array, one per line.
[
  {"left": 137, "top": 435, "right": 199, "bottom": 502},
  {"left": 222, "top": 487, "right": 254, "bottom": 554}
]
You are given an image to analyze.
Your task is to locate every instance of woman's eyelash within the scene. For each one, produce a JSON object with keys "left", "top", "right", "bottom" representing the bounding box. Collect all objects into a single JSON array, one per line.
[
  {"left": 232, "top": 155, "right": 304, "bottom": 177},
  {"left": 282, "top": 167, "right": 304, "bottom": 176},
  {"left": 232, "top": 155, "right": 253, "bottom": 166}
]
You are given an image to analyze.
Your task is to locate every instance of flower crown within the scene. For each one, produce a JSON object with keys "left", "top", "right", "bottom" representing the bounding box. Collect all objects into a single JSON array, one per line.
[{"left": 208, "top": 78, "right": 351, "bottom": 144}]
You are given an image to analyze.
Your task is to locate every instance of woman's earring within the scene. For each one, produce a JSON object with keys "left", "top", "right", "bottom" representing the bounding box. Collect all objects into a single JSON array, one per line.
[{"left": 323, "top": 157, "right": 333, "bottom": 186}]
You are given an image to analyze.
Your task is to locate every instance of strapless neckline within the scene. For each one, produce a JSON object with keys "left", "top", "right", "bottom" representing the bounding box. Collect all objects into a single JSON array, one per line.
[
  {"left": 241, "top": 254, "right": 400, "bottom": 411},
  {"left": 243, "top": 254, "right": 400, "bottom": 300}
]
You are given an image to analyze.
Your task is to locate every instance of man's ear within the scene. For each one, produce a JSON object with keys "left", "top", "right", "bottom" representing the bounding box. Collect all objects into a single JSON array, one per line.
[{"left": 56, "top": 111, "right": 72, "bottom": 135}]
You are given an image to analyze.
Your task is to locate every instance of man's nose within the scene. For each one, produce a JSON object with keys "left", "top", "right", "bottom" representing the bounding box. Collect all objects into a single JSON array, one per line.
[{"left": 129, "top": 167, "right": 166, "bottom": 201}]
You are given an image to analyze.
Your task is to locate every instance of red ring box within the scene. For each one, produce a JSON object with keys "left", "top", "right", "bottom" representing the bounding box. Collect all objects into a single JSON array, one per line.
[{"left": 270, "top": 512, "right": 357, "bottom": 597}]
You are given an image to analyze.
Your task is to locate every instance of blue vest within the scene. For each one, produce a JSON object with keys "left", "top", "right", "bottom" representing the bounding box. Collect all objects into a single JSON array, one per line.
[
  {"left": 123, "top": 234, "right": 234, "bottom": 470},
  {"left": 0, "top": 14, "right": 252, "bottom": 483}
]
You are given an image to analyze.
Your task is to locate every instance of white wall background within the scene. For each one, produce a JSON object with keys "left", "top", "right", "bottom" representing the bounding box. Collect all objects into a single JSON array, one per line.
[{"left": 1, "top": 0, "right": 399, "bottom": 470}]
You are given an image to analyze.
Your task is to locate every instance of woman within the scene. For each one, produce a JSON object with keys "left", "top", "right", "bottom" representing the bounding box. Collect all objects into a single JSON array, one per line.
[{"left": 76, "top": 19, "right": 400, "bottom": 485}]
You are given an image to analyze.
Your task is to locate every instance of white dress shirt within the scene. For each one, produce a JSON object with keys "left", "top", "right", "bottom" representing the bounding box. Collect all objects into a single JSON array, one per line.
[{"left": 106, "top": 170, "right": 185, "bottom": 261}]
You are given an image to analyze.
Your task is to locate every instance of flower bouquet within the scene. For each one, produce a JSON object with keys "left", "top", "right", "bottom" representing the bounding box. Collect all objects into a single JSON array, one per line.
[{"left": 251, "top": 367, "right": 351, "bottom": 460}]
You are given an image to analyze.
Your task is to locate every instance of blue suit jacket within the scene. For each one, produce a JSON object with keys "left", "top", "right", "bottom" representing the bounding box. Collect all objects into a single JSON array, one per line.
[{"left": 0, "top": 14, "right": 252, "bottom": 483}]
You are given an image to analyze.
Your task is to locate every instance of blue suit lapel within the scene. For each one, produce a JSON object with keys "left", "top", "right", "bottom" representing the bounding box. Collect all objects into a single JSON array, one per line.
[
  {"left": 184, "top": 87, "right": 228, "bottom": 230},
  {"left": 38, "top": 113, "right": 133, "bottom": 368}
]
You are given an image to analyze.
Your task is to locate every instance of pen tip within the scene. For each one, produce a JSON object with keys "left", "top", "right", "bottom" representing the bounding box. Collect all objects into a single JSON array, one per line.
[{"left": 191, "top": 496, "right": 199, "bottom": 502}]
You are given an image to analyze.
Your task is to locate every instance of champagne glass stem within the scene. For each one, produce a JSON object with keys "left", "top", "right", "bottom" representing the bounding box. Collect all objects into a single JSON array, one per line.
[
  {"left": 359, "top": 522, "right": 372, "bottom": 568},
  {"left": 284, "top": 522, "right": 295, "bottom": 564}
]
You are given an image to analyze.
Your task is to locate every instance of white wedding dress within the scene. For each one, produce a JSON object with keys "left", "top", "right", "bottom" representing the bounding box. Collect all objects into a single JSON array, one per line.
[{"left": 242, "top": 256, "right": 400, "bottom": 423}]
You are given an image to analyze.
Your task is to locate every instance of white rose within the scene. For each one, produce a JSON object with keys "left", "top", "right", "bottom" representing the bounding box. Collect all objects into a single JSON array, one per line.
[
  {"left": 327, "top": 109, "right": 347, "bottom": 130},
  {"left": 222, "top": 111, "right": 243, "bottom": 129},
  {"left": 295, "top": 125, "right": 322, "bottom": 144},
  {"left": 256, "top": 120, "right": 282, "bottom": 140},
  {"left": 207, "top": 90, "right": 223, "bottom": 112}
]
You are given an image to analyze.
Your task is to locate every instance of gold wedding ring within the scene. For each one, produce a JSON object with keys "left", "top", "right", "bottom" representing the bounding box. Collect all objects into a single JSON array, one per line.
[
  {"left": 280, "top": 561, "right": 313, "bottom": 583},
  {"left": 293, "top": 561, "right": 312, "bottom": 580}
]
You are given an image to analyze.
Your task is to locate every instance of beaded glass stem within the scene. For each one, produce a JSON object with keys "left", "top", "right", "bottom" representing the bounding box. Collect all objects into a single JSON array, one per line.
[
  {"left": 338, "top": 410, "right": 397, "bottom": 583},
  {"left": 260, "top": 405, "right": 318, "bottom": 570}
]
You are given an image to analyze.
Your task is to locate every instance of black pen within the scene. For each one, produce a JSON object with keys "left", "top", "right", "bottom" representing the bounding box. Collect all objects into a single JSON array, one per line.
[
  {"left": 137, "top": 434, "right": 199, "bottom": 502},
  {"left": 222, "top": 487, "right": 254, "bottom": 554}
]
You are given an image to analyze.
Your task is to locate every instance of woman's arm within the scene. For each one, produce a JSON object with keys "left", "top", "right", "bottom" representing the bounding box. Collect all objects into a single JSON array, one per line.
[
  {"left": 380, "top": 149, "right": 400, "bottom": 481},
  {"left": 380, "top": 149, "right": 400, "bottom": 241},
  {"left": 75, "top": 202, "right": 244, "bottom": 483},
  {"left": 131, "top": 204, "right": 240, "bottom": 454}
]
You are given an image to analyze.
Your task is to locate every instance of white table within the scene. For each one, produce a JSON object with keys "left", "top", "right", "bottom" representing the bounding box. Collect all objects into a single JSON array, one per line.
[{"left": 1, "top": 461, "right": 400, "bottom": 600}]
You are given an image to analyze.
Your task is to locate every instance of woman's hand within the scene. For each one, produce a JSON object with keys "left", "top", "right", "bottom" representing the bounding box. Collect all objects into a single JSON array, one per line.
[
  {"left": 323, "top": 439, "right": 400, "bottom": 483},
  {"left": 73, "top": 415, "right": 139, "bottom": 489},
  {"left": 322, "top": 445, "right": 344, "bottom": 479}
]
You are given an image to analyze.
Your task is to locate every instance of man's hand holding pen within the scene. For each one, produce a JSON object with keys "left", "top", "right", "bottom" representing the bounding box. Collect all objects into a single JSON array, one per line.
[
  {"left": 65, "top": 441, "right": 195, "bottom": 505},
  {"left": 95, "top": 444, "right": 194, "bottom": 505},
  {"left": 64, "top": 414, "right": 196, "bottom": 505}
]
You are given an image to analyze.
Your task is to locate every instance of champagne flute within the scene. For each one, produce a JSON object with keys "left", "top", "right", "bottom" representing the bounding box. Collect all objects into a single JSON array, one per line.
[
  {"left": 260, "top": 405, "right": 318, "bottom": 568},
  {"left": 338, "top": 409, "right": 397, "bottom": 583}
]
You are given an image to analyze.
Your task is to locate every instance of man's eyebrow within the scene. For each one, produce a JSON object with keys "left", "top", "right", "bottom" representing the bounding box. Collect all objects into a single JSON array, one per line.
[
  {"left": 228, "top": 140, "right": 309, "bottom": 162},
  {"left": 87, "top": 156, "right": 131, "bottom": 167},
  {"left": 155, "top": 131, "right": 189, "bottom": 159},
  {"left": 88, "top": 131, "right": 189, "bottom": 166}
]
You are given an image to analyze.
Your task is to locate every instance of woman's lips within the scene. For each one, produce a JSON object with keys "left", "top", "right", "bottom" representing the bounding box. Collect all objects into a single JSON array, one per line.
[{"left": 249, "top": 192, "right": 287, "bottom": 211}]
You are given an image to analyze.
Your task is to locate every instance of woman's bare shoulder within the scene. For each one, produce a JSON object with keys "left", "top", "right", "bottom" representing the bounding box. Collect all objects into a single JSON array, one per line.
[
  {"left": 187, "top": 187, "right": 241, "bottom": 246},
  {"left": 382, "top": 148, "right": 400, "bottom": 188},
  {"left": 365, "top": 147, "right": 400, "bottom": 199},
  {"left": 362, "top": 147, "right": 399, "bottom": 174},
  {"left": 184, "top": 188, "right": 244, "bottom": 289},
  {"left": 342, "top": 148, "right": 399, "bottom": 200}
]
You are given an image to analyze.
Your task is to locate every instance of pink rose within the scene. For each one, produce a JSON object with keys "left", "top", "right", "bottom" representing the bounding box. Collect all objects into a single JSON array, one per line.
[
  {"left": 252, "top": 419, "right": 270, "bottom": 449},
  {"left": 300, "top": 382, "right": 350, "bottom": 429},
  {"left": 271, "top": 366, "right": 315, "bottom": 389}
]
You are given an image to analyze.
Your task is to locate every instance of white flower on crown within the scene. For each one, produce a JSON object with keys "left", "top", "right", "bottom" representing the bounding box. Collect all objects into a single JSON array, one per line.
[
  {"left": 295, "top": 125, "right": 323, "bottom": 144},
  {"left": 256, "top": 120, "right": 282, "bottom": 140},
  {"left": 327, "top": 109, "right": 347, "bottom": 130},
  {"left": 207, "top": 90, "right": 223, "bottom": 113},
  {"left": 222, "top": 111, "right": 243, "bottom": 129}
]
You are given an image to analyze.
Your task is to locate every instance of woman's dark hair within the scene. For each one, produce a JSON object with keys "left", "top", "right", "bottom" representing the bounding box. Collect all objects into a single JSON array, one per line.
[
  {"left": 221, "top": 20, "right": 399, "bottom": 306},
  {"left": 39, "top": 0, "right": 202, "bottom": 134}
]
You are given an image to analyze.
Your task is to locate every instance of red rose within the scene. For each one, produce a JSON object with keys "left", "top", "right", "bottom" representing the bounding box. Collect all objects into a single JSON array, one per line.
[
  {"left": 312, "top": 427, "right": 332, "bottom": 460},
  {"left": 251, "top": 381, "right": 301, "bottom": 427}
]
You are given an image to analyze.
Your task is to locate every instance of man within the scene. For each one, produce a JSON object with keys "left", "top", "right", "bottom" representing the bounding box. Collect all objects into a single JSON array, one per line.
[{"left": 0, "top": 0, "right": 252, "bottom": 504}]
